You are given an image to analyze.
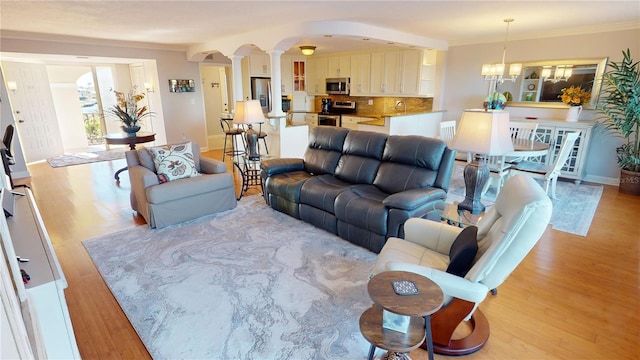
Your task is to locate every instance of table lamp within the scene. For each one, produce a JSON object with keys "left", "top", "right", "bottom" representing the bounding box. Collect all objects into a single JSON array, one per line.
[
  {"left": 448, "top": 109, "right": 514, "bottom": 214},
  {"left": 233, "top": 100, "right": 265, "bottom": 160}
]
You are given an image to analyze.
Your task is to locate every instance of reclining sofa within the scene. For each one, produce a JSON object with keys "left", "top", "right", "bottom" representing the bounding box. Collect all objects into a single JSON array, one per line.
[{"left": 260, "top": 127, "right": 456, "bottom": 253}]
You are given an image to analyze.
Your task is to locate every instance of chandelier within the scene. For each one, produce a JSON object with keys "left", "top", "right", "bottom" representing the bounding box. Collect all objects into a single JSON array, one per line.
[{"left": 481, "top": 18, "right": 522, "bottom": 84}]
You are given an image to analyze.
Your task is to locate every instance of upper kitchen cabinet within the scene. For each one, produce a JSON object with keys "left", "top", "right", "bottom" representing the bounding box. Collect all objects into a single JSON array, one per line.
[
  {"left": 370, "top": 51, "right": 400, "bottom": 95},
  {"left": 249, "top": 53, "right": 270, "bottom": 77},
  {"left": 370, "top": 49, "right": 438, "bottom": 97},
  {"left": 327, "top": 55, "right": 351, "bottom": 78},
  {"left": 281, "top": 55, "right": 293, "bottom": 94},
  {"left": 350, "top": 53, "right": 371, "bottom": 95},
  {"left": 400, "top": 49, "right": 437, "bottom": 96},
  {"left": 306, "top": 57, "right": 328, "bottom": 95}
]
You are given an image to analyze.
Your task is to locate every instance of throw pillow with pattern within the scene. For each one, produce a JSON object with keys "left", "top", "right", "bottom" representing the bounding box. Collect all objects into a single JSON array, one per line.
[{"left": 148, "top": 142, "right": 199, "bottom": 183}]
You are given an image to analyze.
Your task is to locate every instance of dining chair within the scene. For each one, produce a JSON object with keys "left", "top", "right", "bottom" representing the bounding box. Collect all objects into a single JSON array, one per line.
[
  {"left": 508, "top": 131, "right": 581, "bottom": 198},
  {"left": 507, "top": 121, "right": 539, "bottom": 163},
  {"left": 481, "top": 154, "right": 510, "bottom": 197},
  {"left": 439, "top": 120, "right": 471, "bottom": 164}
]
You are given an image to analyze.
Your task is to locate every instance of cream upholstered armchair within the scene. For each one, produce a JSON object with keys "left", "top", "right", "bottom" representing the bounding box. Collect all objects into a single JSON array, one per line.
[
  {"left": 370, "top": 174, "right": 552, "bottom": 355},
  {"left": 126, "top": 141, "right": 237, "bottom": 228}
]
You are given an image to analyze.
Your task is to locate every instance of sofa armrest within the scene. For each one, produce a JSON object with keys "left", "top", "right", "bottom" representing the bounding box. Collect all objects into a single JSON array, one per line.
[
  {"left": 383, "top": 187, "right": 447, "bottom": 210},
  {"left": 129, "top": 165, "right": 160, "bottom": 189},
  {"left": 261, "top": 158, "right": 305, "bottom": 177},
  {"left": 199, "top": 156, "right": 227, "bottom": 174}
]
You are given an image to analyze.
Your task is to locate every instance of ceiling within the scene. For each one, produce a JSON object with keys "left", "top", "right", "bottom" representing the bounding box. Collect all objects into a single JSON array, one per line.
[{"left": 0, "top": 1, "right": 639, "bottom": 61}]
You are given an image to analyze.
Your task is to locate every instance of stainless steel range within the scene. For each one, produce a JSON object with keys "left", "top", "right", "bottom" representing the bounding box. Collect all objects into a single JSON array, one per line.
[{"left": 317, "top": 100, "right": 356, "bottom": 127}]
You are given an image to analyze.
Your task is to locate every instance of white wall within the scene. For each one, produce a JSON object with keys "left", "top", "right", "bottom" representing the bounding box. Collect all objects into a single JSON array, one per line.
[
  {"left": 0, "top": 37, "right": 205, "bottom": 146},
  {"left": 443, "top": 29, "right": 640, "bottom": 183}
]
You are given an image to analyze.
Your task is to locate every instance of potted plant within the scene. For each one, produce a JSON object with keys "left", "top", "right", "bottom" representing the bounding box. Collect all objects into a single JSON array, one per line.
[
  {"left": 108, "top": 88, "right": 152, "bottom": 136},
  {"left": 597, "top": 49, "right": 640, "bottom": 195}
]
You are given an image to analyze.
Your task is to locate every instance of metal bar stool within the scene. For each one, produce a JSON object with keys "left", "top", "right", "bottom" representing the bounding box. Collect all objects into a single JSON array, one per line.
[{"left": 220, "top": 118, "right": 246, "bottom": 162}]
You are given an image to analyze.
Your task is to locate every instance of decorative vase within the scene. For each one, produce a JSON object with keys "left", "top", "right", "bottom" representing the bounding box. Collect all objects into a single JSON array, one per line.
[
  {"left": 565, "top": 106, "right": 582, "bottom": 122},
  {"left": 122, "top": 125, "right": 141, "bottom": 137}
]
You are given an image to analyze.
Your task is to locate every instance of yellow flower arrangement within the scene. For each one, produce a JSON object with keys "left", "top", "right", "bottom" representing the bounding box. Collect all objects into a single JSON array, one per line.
[
  {"left": 108, "top": 87, "right": 151, "bottom": 127},
  {"left": 559, "top": 85, "right": 591, "bottom": 106}
]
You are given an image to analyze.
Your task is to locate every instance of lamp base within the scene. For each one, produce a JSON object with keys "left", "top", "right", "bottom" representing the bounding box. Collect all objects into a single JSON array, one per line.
[
  {"left": 244, "top": 124, "right": 260, "bottom": 160},
  {"left": 458, "top": 158, "right": 489, "bottom": 214}
]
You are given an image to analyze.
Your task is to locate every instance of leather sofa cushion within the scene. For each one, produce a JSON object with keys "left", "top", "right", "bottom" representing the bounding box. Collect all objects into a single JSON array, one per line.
[
  {"left": 335, "top": 130, "right": 386, "bottom": 184},
  {"left": 374, "top": 136, "right": 447, "bottom": 194},
  {"left": 300, "top": 174, "right": 353, "bottom": 213},
  {"left": 264, "top": 170, "right": 313, "bottom": 202},
  {"left": 303, "top": 127, "right": 349, "bottom": 175},
  {"left": 334, "top": 185, "right": 388, "bottom": 235},
  {"left": 382, "top": 135, "right": 446, "bottom": 169}
]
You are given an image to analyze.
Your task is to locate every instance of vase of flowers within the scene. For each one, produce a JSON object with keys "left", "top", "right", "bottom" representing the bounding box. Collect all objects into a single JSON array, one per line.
[
  {"left": 108, "top": 87, "right": 152, "bottom": 136},
  {"left": 559, "top": 85, "right": 591, "bottom": 122}
]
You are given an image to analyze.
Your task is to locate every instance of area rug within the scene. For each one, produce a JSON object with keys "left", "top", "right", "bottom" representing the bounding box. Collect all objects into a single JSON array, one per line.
[
  {"left": 83, "top": 195, "right": 377, "bottom": 359},
  {"left": 47, "top": 149, "right": 125, "bottom": 168},
  {"left": 446, "top": 164, "right": 603, "bottom": 236}
]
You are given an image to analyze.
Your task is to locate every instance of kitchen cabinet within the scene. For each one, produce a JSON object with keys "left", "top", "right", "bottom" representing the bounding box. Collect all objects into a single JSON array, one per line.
[
  {"left": 306, "top": 57, "right": 328, "bottom": 95},
  {"left": 305, "top": 113, "right": 318, "bottom": 131},
  {"left": 350, "top": 54, "right": 371, "bottom": 95},
  {"left": 523, "top": 119, "right": 593, "bottom": 183},
  {"left": 370, "top": 51, "right": 400, "bottom": 95},
  {"left": 281, "top": 55, "right": 293, "bottom": 94},
  {"left": 327, "top": 55, "right": 351, "bottom": 78},
  {"left": 248, "top": 53, "right": 270, "bottom": 77},
  {"left": 341, "top": 115, "right": 373, "bottom": 130}
]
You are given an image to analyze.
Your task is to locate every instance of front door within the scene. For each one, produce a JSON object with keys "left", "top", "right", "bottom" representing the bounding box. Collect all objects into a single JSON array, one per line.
[{"left": 1, "top": 61, "right": 64, "bottom": 162}]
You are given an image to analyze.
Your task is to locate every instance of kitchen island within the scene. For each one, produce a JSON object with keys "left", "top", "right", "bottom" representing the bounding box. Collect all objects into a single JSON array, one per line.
[{"left": 357, "top": 110, "right": 445, "bottom": 137}]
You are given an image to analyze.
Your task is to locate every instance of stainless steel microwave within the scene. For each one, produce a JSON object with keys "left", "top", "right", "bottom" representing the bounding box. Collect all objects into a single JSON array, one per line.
[{"left": 325, "top": 78, "right": 350, "bottom": 95}]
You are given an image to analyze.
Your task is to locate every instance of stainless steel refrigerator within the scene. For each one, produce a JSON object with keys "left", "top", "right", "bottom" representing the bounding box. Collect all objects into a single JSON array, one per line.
[{"left": 250, "top": 77, "right": 271, "bottom": 113}]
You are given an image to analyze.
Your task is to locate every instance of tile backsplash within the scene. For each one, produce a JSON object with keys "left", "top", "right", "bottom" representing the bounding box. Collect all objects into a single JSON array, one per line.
[{"left": 313, "top": 95, "right": 433, "bottom": 116}]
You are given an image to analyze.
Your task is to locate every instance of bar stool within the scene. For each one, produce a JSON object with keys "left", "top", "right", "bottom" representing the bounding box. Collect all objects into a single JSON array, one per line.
[
  {"left": 247, "top": 123, "right": 269, "bottom": 155},
  {"left": 220, "top": 118, "right": 246, "bottom": 162}
]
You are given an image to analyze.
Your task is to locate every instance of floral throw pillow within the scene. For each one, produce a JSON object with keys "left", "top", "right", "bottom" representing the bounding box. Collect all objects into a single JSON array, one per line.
[{"left": 148, "top": 142, "right": 200, "bottom": 183}]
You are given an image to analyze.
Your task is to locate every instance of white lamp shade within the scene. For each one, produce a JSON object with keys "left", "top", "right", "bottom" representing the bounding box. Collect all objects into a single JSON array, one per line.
[
  {"left": 233, "top": 100, "right": 265, "bottom": 124},
  {"left": 449, "top": 109, "right": 514, "bottom": 155},
  {"left": 508, "top": 63, "right": 522, "bottom": 76}
]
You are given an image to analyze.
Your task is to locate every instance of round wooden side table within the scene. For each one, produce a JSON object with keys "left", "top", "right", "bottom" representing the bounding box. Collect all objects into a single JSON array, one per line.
[{"left": 360, "top": 271, "right": 443, "bottom": 360}]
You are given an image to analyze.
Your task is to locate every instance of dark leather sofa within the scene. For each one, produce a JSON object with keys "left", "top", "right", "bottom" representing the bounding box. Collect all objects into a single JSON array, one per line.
[{"left": 260, "top": 127, "right": 456, "bottom": 253}]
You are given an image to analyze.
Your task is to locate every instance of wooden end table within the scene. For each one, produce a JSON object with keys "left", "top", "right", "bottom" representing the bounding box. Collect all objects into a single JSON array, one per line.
[
  {"left": 103, "top": 132, "right": 155, "bottom": 181},
  {"left": 360, "top": 271, "right": 443, "bottom": 360}
]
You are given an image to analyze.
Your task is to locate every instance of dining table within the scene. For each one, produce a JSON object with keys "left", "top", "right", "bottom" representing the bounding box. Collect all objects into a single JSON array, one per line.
[{"left": 508, "top": 138, "right": 550, "bottom": 158}]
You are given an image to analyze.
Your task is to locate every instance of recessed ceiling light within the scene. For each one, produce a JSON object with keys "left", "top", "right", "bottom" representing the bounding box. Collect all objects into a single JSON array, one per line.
[{"left": 76, "top": 56, "right": 89, "bottom": 59}]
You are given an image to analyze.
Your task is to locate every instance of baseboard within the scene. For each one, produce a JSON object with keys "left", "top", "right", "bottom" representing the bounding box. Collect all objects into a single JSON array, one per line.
[{"left": 583, "top": 174, "right": 619, "bottom": 186}]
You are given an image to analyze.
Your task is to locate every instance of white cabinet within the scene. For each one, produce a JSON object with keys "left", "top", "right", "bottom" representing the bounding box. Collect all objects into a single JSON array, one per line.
[
  {"left": 1, "top": 189, "right": 80, "bottom": 359},
  {"left": 248, "top": 53, "right": 270, "bottom": 77},
  {"left": 340, "top": 115, "right": 362, "bottom": 130},
  {"left": 350, "top": 54, "right": 371, "bottom": 96},
  {"left": 327, "top": 55, "right": 351, "bottom": 78},
  {"left": 281, "top": 55, "right": 293, "bottom": 94},
  {"left": 370, "top": 51, "right": 400, "bottom": 95},
  {"left": 305, "top": 113, "right": 318, "bottom": 130},
  {"left": 530, "top": 120, "right": 593, "bottom": 183},
  {"left": 306, "top": 57, "right": 328, "bottom": 95}
]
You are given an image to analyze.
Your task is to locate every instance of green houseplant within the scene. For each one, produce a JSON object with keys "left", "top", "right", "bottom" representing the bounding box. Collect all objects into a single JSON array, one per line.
[{"left": 597, "top": 49, "right": 640, "bottom": 195}]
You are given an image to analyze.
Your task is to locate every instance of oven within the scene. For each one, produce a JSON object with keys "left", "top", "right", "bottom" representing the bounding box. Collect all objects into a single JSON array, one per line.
[{"left": 318, "top": 114, "right": 341, "bottom": 127}]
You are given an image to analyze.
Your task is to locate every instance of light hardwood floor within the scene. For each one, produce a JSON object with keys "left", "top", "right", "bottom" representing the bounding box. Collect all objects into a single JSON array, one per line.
[{"left": 17, "top": 150, "right": 639, "bottom": 360}]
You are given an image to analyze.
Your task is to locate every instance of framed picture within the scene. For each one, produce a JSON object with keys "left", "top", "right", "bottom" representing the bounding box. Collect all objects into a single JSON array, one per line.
[{"left": 169, "top": 79, "right": 196, "bottom": 93}]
